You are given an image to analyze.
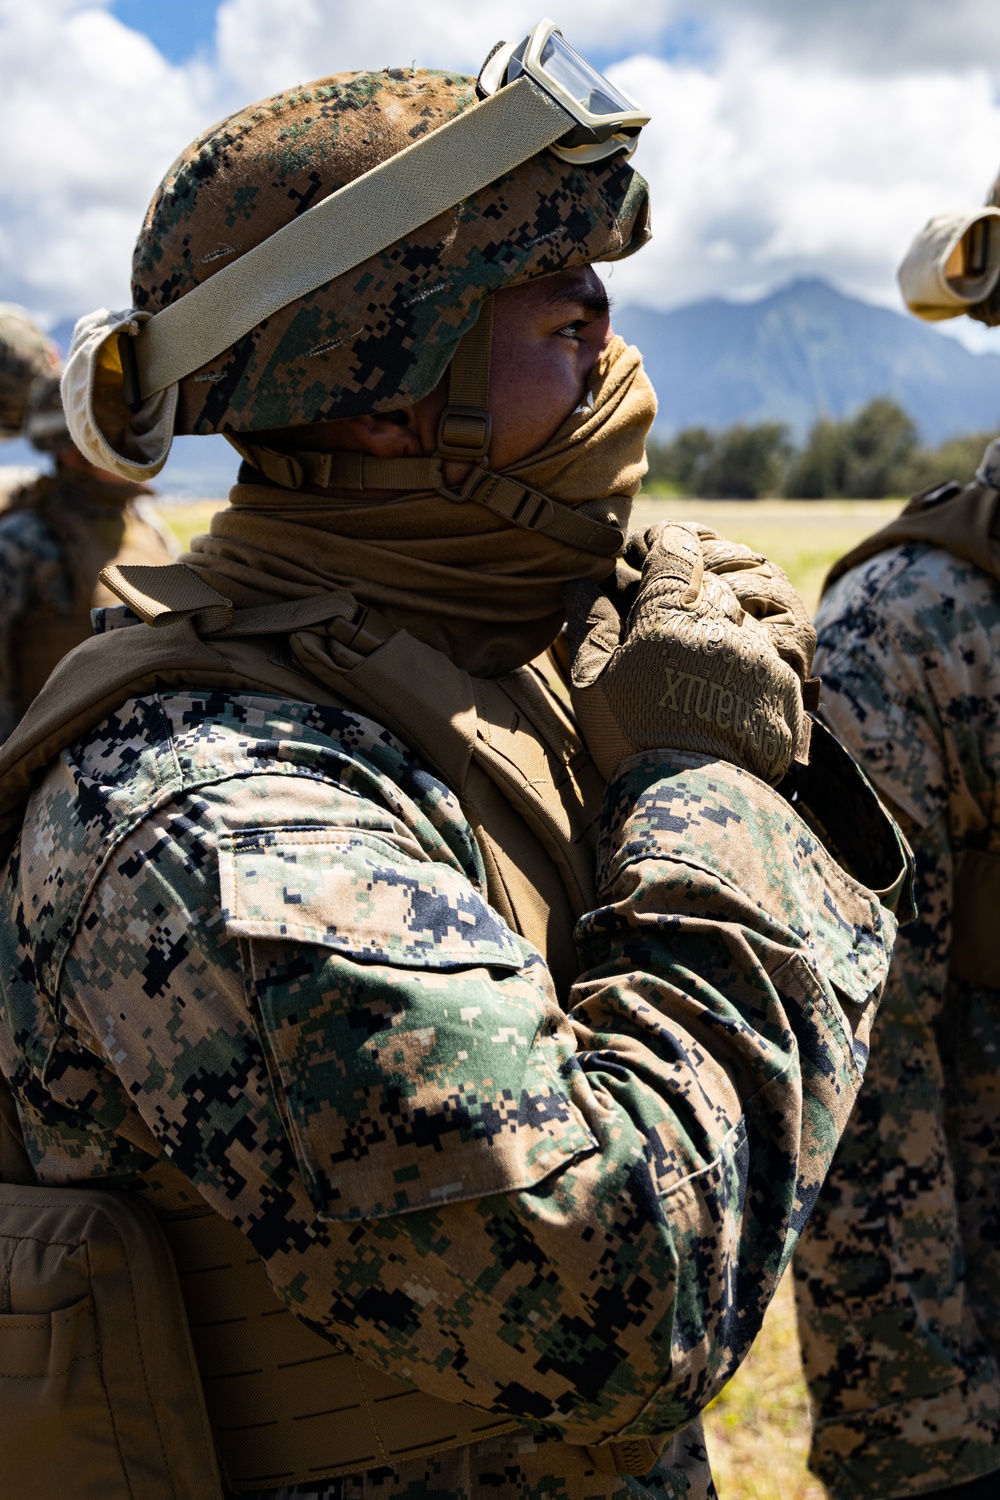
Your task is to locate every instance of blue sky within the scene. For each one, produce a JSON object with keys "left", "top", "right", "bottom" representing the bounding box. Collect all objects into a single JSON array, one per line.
[
  {"left": 107, "top": 1, "right": 716, "bottom": 74},
  {"left": 111, "top": 0, "right": 221, "bottom": 63}
]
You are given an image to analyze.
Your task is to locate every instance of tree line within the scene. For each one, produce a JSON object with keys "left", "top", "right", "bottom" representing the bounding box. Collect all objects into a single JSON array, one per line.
[{"left": 644, "top": 397, "right": 995, "bottom": 499}]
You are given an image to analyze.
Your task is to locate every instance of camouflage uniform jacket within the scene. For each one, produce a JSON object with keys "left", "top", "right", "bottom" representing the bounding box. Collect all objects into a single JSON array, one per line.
[
  {"left": 795, "top": 542, "right": 1000, "bottom": 1499},
  {"left": 0, "top": 687, "right": 899, "bottom": 1500}
]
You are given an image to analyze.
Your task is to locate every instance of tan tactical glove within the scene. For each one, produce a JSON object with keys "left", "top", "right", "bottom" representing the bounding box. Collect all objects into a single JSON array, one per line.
[
  {"left": 565, "top": 523, "right": 808, "bottom": 784},
  {"left": 692, "top": 526, "right": 817, "bottom": 680}
]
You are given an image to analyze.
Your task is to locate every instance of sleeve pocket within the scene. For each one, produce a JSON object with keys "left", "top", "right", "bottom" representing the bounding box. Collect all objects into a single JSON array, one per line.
[
  {"left": 219, "top": 828, "right": 525, "bottom": 970},
  {"left": 218, "top": 830, "right": 598, "bottom": 1222}
]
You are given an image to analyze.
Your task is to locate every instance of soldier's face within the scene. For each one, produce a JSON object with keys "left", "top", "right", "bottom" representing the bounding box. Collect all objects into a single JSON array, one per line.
[
  {"left": 485, "top": 266, "right": 613, "bottom": 468},
  {"left": 285, "top": 267, "right": 614, "bottom": 476}
]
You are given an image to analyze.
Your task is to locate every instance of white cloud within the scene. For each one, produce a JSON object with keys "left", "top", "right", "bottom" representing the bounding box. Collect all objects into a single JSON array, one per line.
[
  {"left": 210, "top": 0, "right": 683, "bottom": 95},
  {"left": 712, "top": 0, "right": 1000, "bottom": 75},
  {"left": 2, "top": 0, "right": 1000, "bottom": 362},
  {"left": 0, "top": 0, "right": 211, "bottom": 321},
  {"left": 604, "top": 45, "right": 1000, "bottom": 346}
]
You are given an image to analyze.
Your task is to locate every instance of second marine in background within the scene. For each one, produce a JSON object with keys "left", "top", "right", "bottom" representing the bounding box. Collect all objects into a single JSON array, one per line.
[
  {"left": 0, "top": 304, "right": 175, "bottom": 740},
  {"left": 795, "top": 179, "right": 1000, "bottom": 1500}
]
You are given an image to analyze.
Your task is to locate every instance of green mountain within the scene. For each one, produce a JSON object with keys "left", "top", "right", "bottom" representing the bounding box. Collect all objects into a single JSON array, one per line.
[{"left": 614, "top": 277, "right": 1000, "bottom": 443}]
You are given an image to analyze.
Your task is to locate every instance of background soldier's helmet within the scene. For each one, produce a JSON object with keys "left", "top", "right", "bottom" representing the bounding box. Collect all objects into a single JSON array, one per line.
[
  {"left": 22, "top": 373, "right": 71, "bottom": 455},
  {"left": 131, "top": 68, "right": 651, "bottom": 437},
  {"left": 0, "top": 305, "right": 59, "bottom": 439},
  {"left": 899, "top": 161, "right": 1000, "bottom": 328}
]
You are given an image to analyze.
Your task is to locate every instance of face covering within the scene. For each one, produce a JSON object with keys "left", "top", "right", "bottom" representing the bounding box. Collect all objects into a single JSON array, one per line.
[{"left": 184, "top": 335, "right": 656, "bottom": 677}]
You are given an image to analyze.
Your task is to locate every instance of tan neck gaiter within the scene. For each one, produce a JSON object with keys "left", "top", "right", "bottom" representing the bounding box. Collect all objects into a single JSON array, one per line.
[{"left": 185, "top": 337, "right": 656, "bottom": 676}]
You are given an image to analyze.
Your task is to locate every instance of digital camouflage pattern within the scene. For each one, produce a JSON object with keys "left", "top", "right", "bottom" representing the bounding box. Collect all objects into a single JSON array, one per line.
[
  {"left": 795, "top": 542, "right": 1000, "bottom": 1498},
  {"left": 0, "top": 503, "right": 67, "bottom": 739},
  {"left": 132, "top": 69, "right": 650, "bottom": 436},
  {"left": 0, "top": 686, "right": 898, "bottom": 1499},
  {"left": 0, "top": 471, "right": 174, "bottom": 739}
]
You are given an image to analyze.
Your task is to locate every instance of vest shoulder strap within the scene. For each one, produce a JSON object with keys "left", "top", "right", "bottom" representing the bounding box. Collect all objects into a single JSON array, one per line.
[
  {"left": 824, "top": 481, "right": 1000, "bottom": 596},
  {"left": 0, "top": 567, "right": 603, "bottom": 938}
]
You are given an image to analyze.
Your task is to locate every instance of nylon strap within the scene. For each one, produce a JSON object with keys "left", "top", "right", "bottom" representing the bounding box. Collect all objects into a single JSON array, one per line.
[
  {"left": 225, "top": 294, "right": 623, "bottom": 557},
  {"left": 452, "top": 471, "right": 625, "bottom": 556},
  {"left": 447, "top": 299, "right": 492, "bottom": 410},
  {"left": 131, "top": 78, "right": 572, "bottom": 400},
  {"left": 437, "top": 297, "right": 493, "bottom": 459},
  {"left": 226, "top": 438, "right": 625, "bottom": 557}
]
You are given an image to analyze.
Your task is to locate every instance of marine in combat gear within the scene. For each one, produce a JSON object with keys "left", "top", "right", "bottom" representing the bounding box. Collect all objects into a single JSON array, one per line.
[
  {"left": 0, "top": 307, "right": 175, "bottom": 738},
  {"left": 794, "top": 174, "right": 1000, "bottom": 1500},
  {"left": 0, "top": 27, "right": 908, "bottom": 1500}
]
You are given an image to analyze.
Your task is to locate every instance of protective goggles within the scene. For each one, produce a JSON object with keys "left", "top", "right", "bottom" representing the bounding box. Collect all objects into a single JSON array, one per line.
[
  {"left": 110, "top": 18, "right": 650, "bottom": 410},
  {"left": 479, "top": 18, "right": 649, "bottom": 164},
  {"left": 899, "top": 207, "right": 1000, "bottom": 322}
]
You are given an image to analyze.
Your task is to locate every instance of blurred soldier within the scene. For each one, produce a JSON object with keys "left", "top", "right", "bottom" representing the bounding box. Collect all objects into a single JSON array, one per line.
[
  {"left": 0, "top": 25, "right": 907, "bottom": 1500},
  {"left": 0, "top": 300, "right": 57, "bottom": 506},
  {"left": 793, "top": 181, "right": 1000, "bottom": 1500},
  {"left": 0, "top": 312, "right": 175, "bottom": 738},
  {"left": 0, "top": 302, "right": 57, "bottom": 440}
]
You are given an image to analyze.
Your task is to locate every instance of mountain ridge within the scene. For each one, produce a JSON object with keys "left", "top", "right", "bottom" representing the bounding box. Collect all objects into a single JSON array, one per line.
[{"left": 613, "top": 278, "right": 1000, "bottom": 444}]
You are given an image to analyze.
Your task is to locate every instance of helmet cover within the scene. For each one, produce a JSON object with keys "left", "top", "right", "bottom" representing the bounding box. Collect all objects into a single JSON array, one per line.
[
  {"left": 23, "top": 372, "right": 71, "bottom": 454},
  {"left": 0, "top": 305, "right": 59, "bottom": 439},
  {"left": 132, "top": 68, "right": 651, "bottom": 436}
]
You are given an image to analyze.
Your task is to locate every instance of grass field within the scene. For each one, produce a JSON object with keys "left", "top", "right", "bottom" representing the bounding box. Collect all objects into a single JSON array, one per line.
[
  {"left": 158, "top": 495, "right": 905, "bottom": 1499},
  {"left": 161, "top": 498, "right": 230, "bottom": 552},
  {"left": 631, "top": 496, "right": 906, "bottom": 616}
]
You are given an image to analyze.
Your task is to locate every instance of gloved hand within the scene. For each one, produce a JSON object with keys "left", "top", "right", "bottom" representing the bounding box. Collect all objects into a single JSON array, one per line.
[
  {"left": 692, "top": 526, "right": 817, "bottom": 679},
  {"left": 565, "top": 522, "right": 807, "bottom": 784}
]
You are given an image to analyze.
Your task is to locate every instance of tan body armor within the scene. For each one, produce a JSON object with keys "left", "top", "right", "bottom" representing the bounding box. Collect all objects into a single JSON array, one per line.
[
  {"left": 826, "top": 479, "right": 1000, "bottom": 988},
  {"left": 0, "top": 565, "right": 671, "bottom": 1494}
]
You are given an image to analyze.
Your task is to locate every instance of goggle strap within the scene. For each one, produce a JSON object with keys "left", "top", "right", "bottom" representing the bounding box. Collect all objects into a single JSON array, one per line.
[{"left": 132, "top": 79, "right": 571, "bottom": 402}]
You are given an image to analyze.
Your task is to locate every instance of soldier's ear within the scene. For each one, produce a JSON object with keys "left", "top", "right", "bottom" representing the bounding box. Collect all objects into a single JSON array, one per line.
[{"left": 338, "top": 410, "right": 424, "bottom": 458}]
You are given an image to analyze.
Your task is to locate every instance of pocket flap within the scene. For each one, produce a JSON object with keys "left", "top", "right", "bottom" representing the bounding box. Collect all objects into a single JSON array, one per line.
[
  {"left": 218, "top": 832, "right": 598, "bottom": 1221},
  {"left": 219, "top": 829, "right": 524, "bottom": 970}
]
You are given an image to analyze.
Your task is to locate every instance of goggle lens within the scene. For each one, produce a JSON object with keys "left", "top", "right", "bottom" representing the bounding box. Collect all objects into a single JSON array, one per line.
[{"left": 538, "top": 31, "right": 635, "bottom": 119}]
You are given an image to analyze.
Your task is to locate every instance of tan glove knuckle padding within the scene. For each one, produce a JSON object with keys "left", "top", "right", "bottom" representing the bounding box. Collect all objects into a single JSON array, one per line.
[
  {"left": 694, "top": 524, "right": 817, "bottom": 679},
  {"left": 567, "top": 522, "right": 811, "bottom": 785}
]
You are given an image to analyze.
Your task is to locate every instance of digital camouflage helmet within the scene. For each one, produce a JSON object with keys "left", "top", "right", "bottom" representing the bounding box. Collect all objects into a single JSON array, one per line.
[{"left": 63, "top": 20, "right": 651, "bottom": 481}]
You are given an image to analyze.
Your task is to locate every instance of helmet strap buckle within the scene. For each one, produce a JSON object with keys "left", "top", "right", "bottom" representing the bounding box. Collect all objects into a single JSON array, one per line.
[{"left": 436, "top": 405, "right": 492, "bottom": 460}]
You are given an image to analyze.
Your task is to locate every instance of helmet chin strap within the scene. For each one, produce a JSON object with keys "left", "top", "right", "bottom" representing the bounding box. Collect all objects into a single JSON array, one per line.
[{"left": 225, "top": 297, "right": 626, "bottom": 561}]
